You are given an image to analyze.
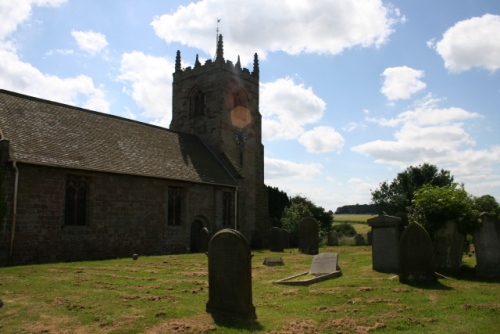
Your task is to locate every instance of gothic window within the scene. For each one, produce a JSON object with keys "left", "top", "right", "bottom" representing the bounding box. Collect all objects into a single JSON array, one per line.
[
  {"left": 233, "top": 89, "right": 247, "bottom": 109},
  {"left": 189, "top": 87, "right": 204, "bottom": 117},
  {"left": 222, "top": 191, "right": 234, "bottom": 227},
  {"left": 64, "top": 174, "right": 89, "bottom": 226},
  {"left": 168, "top": 187, "right": 183, "bottom": 226}
]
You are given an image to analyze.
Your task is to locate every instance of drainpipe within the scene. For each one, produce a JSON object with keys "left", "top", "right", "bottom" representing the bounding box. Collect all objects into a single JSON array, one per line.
[
  {"left": 9, "top": 160, "right": 19, "bottom": 266},
  {"left": 234, "top": 187, "right": 238, "bottom": 231}
]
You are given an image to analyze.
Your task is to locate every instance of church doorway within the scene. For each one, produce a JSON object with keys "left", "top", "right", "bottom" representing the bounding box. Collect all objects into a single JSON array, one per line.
[{"left": 190, "top": 219, "right": 205, "bottom": 253}]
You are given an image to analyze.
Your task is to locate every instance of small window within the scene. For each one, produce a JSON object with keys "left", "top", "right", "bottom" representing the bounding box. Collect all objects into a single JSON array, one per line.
[
  {"left": 168, "top": 187, "right": 183, "bottom": 226},
  {"left": 189, "top": 87, "right": 204, "bottom": 117},
  {"left": 64, "top": 174, "right": 89, "bottom": 226}
]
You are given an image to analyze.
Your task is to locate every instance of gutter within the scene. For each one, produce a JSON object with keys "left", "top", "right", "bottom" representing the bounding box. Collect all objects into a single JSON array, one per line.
[{"left": 9, "top": 160, "right": 18, "bottom": 266}]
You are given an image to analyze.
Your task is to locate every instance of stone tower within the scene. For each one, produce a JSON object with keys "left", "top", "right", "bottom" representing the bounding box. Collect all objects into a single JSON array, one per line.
[{"left": 170, "top": 35, "right": 269, "bottom": 245}]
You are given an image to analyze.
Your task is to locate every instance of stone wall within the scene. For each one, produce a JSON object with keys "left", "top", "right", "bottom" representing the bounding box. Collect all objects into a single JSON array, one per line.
[{"left": 0, "top": 162, "right": 233, "bottom": 266}]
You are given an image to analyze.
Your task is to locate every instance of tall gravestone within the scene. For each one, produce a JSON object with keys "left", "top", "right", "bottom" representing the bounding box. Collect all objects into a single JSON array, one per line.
[
  {"left": 269, "top": 227, "right": 284, "bottom": 252},
  {"left": 327, "top": 230, "right": 339, "bottom": 246},
  {"left": 355, "top": 234, "right": 365, "bottom": 246},
  {"left": 206, "top": 229, "right": 256, "bottom": 320},
  {"left": 298, "top": 217, "right": 319, "bottom": 255},
  {"left": 399, "top": 222, "right": 436, "bottom": 284},
  {"left": 433, "top": 221, "right": 464, "bottom": 274},
  {"left": 282, "top": 229, "right": 290, "bottom": 249},
  {"left": 473, "top": 213, "right": 500, "bottom": 278},
  {"left": 368, "top": 214, "right": 401, "bottom": 272}
]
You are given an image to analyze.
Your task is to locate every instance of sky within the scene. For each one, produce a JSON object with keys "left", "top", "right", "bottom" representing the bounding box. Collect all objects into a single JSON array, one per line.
[{"left": 1, "top": 0, "right": 500, "bottom": 213}]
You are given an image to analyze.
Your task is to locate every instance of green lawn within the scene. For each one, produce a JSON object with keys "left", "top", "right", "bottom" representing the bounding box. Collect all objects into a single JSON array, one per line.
[{"left": 0, "top": 246, "right": 498, "bottom": 333}]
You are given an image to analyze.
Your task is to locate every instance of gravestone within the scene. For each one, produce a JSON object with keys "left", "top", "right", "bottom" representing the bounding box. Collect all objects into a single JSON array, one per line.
[
  {"left": 282, "top": 229, "right": 290, "bottom": 249},
  {"left": 327, "top": 230, "right": 339, "bottom": 246},
  {"left": 368, "top": 214, "right": 401, "bottom": 272},
  {"left": 367, "top": 231, "right": 372, "bottom": 245},
  {"left": 355, "top": 234, "right": 365, "bottom": 246},
  {"left": 198, "top": 227, "right": 210, "bottom": 254},
  {"left": 298, "top": 217, "right": 319, "bottom": 255},
  {"left": 399, "top": 222, "right": 436, "bottom": 284},
  {"left": 206, "top": 229, "right": 256, "bottom": 320},
  {"left": 473, "top": 213, "right": 500, "bottom": 278},
  {"left": 269, "top": 227, "right": 284, "bottom": 252},
  {"left": 263, "top": 257, "right": 284, "bottom": 266},
  {"left": 309, "top": 253, "right": 340, "bottom": 276},
  {"left": 250, "top": 229, "right": 262, "bottom": 249},
  {"left": 433, "top": 221, "right": 464, "bottom": 275}
]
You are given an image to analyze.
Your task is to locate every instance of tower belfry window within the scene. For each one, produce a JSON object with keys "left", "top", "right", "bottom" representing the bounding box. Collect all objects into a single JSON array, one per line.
[{"left": 189, "top": 87, "right": 204, "bottom": 117}]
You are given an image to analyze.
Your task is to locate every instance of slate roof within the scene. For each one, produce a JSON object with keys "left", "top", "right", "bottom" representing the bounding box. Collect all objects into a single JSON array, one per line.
[{"left": 0, "top": 89, "right": 237, "bottom": 187}]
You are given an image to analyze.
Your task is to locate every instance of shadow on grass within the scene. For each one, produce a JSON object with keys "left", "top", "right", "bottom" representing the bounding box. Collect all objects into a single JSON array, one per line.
[
  {"left": 402, "top": 279, "right": 454, "bottom": 291},
  {"left": 447, "top": 264, "right": 500, "bottom": 284},
  {"left": 211, "top": 316, "right": 264, "bottom": 332}
]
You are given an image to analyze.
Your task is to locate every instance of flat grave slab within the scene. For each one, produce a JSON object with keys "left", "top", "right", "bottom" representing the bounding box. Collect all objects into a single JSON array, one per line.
[{"left": 275, "top": 252, "right": 342, "bottom": 286}]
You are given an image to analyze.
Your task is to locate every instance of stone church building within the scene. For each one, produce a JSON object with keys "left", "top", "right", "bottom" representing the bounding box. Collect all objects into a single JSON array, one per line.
[{"left": 0, "top": 35, "right": 270, "bottom": 266}]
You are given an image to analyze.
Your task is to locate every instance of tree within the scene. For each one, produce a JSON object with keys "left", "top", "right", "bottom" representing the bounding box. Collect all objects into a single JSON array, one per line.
[
  {"left": 473, "top": 195, "right": 500, "bottom": 219},
  {"left": 280, "top": 195, "right": 333, "bottom": 237},
  {"left": 371, "top": 163, "right": 454, "bottom": 215},
  {"left": 267, "top": 185, "right": 291, "bottom": 227},
  {"left": 408, "top": 184, "right": 478, "bottom": 236}
]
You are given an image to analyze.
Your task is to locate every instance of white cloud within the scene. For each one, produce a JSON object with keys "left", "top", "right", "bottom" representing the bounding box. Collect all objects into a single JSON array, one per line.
[
  {"left": 261, "top": 77, "right": 326, "bottom": 141},
  {"left": 71, "top": 30, "right": 108, "bottom": 55},
  {"left": 0, "top": 0, "right": 66, "bottom": 41},
  {"left": 0, "top": 48, "right": 109, "bottom": 113},
  {"left": 151, "top": 0, "right": 403, "bottom": 65},
  {"left": 118, "top": 51, "right": 173, "bottom": 125},
  {"left": 352, "top": 95, "right": 498, "bottom": 190},
  {"left": 298, "top": 126, "right": 344, "bottom": 153},
  {"left": 432, "top": 14, "right": 500, "bottom": 72},
  {"left": 380, "top": 66, "right": 426, "bottom": 101},
  {"left": 264, "top": 157, "right": 322, "bottom": 180}
]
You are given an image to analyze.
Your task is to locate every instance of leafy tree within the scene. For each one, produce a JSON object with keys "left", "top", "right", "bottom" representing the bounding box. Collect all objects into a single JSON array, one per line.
[
  {"left": 331, "top": 222, "right": 357, "bottom": 237},
  {"left": 473, "top": 195, "right": 500, "bottom": 219},
  {"left": 280, "top": 195, "right": 333, "bottom": 237},
  {"left": 371, "top": 163, "right": 454, "bottom": 215},
  {"left": 408, "top": 184, "right": 478, "bottom": 236}
]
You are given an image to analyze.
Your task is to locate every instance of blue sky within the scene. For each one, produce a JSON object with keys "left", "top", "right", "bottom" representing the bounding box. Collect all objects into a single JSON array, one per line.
[{"left": 1, "top": 0, "right": 499, "bottom": 212}]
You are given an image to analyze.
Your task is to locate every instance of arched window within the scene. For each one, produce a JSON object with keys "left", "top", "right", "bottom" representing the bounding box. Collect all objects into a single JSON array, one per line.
[
  {"left": 233, "top": 89, "right": 247, "bottom": 109},
  {"left": 189, "top": 87, "right": 204, "bottom": 117}
]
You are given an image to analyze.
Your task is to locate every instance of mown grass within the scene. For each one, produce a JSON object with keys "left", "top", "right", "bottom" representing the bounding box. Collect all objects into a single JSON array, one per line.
[{"left": 0, "top": 245, "right": 498, "bottom": 333}]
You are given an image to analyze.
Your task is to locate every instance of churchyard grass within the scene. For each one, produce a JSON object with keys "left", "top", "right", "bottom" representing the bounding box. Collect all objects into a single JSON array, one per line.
[{"left": 1, "top": 246, "right": 498, "bottom": 333}]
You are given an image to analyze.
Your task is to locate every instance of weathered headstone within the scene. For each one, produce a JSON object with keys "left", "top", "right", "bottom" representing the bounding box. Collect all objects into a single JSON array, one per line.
[
  {"left": 298, "top": 217, "right": 319, "bottom": 255},
  {"left": 399, "top": 222, "right": 436, "bottom": 284},
  {"left": 269, "top": 227, "right": 284, "bottom": 252},
  {"left": 198, "top": 227, "right": 210, "bottom": 254},
  {"left": 355, "top": 234, "right": 365, "bottom": 246},
  {"left": 473, "top": 213, "right": 500, "bottom": 278},
  {"left": 433, "top": 221, "right": 464, "bottom": 275},
  {"left": 206, "top": 229, "right": 256, "bottom": 320},
  {"left": 263, "top": 257, "right": 284, "bottom": 266},
  {"left": 282, "top": 229, "right": 290, "bottom": 249},
  {"left": 309, "top": 253, "right": 340, "bottom": 276},
  {"left": 368, "top": 214, "right": 401, "bottom": 272},
  {"left": 327, "top": 230, "right": 339, "bottom": 246}
]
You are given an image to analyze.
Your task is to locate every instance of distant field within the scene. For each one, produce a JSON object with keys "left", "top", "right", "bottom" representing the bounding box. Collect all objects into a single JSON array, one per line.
[{"left": 333, "top": 214, "right": 375, "bottom": 223}]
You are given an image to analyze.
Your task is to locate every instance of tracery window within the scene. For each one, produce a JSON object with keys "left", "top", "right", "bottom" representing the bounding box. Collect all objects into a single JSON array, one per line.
[
  {"left": 64, "top": 174, "right": 89, "bottom": 226},
  {"left": 168, "top": 187, "right": 183, "bottom": 226},
  {"left": 189, "top": 87, "right": 204, "bottom": 117},
  {"left": 222, "top": 191, "right": 234, "bottom": 227}
]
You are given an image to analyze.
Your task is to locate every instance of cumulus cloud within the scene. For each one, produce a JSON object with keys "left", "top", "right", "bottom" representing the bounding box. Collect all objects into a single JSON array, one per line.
[
  {"left": 71, "top": 30, "right": 108, "bottom": 55},
  {"left": 380, "top": 66, "right": 426, "bottom": 101},
  {"left": 264, "top": 157, "right": 322, "bottom": 180},
  {"left": 118, "top": 51, "right": 173, "bottom": 126},
  {"left": 261, "top": 77, "right": 326, "bottom": 141},
  {"left": 151, "top": 0, "right": 403, "bottom": 65},
  {"left": 352, "top": 95, "right": 497, "bottom": 188},
  {"left": 431, "top": 14, "right": 500, "bottom": 72},
  {"left": 298, "top": 126, "right": 344, "bottom": 153}
]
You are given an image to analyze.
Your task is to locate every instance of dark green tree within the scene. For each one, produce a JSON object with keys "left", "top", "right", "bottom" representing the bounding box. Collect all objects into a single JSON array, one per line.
[
  {"left": 267, "top": 185, "right": 291, "bottom": 227},
  {"left": 371, "top": 163, "right": 454, "bottom": 215},
  {"left": 280, "top": 195, "right": 333, "bottom": 237},
  {"left": 473, "top": 194, "right": 500, "bottom": 219}
]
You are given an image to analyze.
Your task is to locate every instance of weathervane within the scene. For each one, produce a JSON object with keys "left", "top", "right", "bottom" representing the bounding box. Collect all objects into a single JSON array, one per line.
[{"left": 214, "top": 18, "right": 221, "bottom": 61}]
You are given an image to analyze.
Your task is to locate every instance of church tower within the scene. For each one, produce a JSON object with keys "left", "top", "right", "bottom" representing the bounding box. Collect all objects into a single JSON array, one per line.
[{"left": 170, "top": 35, "right": 269, "bottom": 245}]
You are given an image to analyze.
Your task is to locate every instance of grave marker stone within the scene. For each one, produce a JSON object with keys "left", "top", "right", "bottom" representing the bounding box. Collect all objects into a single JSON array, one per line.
[
  {"left": 263, "top": 257, "right": 284, "bottom": 266},
  {"left": 206, "top": 229, "right": 256, "bottom": 320},
  {"left": 282, "top": 229, "right": 290, "bottom": 249},
  {"left": 473, "top": 213, "right": 500, "bottom": 278},
  {"left": 355, "top": 234, "right": 365, "bottom": 246},
  {"left": 368, "top": 214, "right": 401, "bottom": 272},
  {"left": 309, "top": 253, "right": 340, "bottom": 275},
  {"left": 399, "top": 222, "right": 436, "bottom": 284},
  {"left": 433, "top": 221, "right": 464, "bottom": 274},
  {"left": 198, "top": 227, "right": 210, "bottom": 254},
  {"left": 269, "top": 227, "right": 284, "bottom": 252},
  {"left": 298, "top": 217, "right": 319, "bottom": 255},
  {"left": 327, "top": 230, "right": 339, "bottom": 246}
]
